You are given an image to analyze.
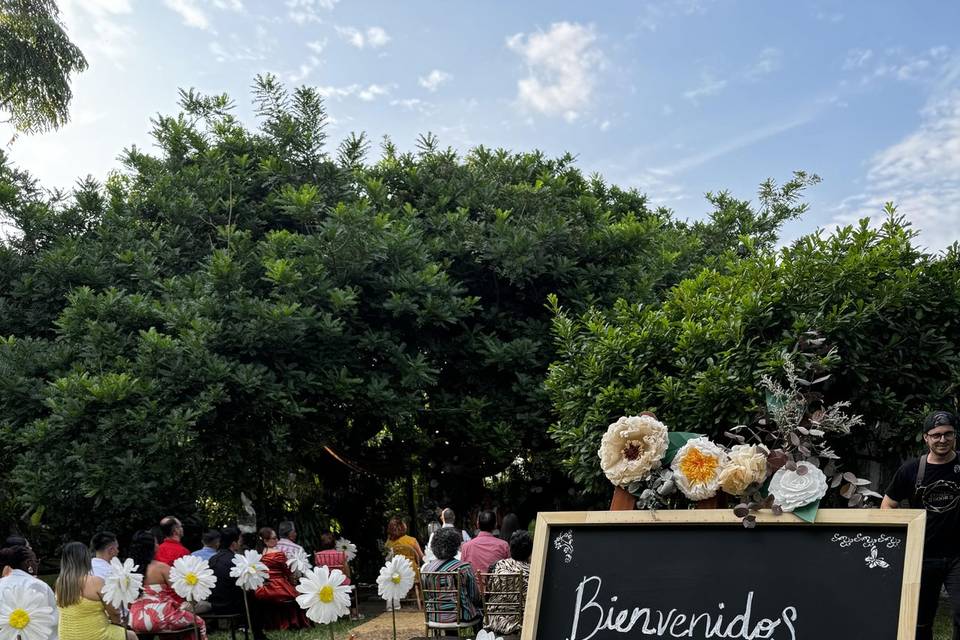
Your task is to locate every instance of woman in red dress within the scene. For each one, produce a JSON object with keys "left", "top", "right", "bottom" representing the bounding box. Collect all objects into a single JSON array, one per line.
[{"left": 254, "top": 527, "right": 310, "bottom": 630}]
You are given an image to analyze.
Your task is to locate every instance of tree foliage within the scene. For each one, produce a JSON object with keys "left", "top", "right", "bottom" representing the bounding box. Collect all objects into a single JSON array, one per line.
[
  {"left": 0, "top": 0, "right": 87, "bottom": 134},
  {"left": 547, "top": 208, "right": 960, "bottom": 496}
]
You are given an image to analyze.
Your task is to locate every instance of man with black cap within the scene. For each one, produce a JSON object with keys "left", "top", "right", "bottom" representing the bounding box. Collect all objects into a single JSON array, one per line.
[{"left": 883, "top": 410, "right": 960, "bottom": 640}]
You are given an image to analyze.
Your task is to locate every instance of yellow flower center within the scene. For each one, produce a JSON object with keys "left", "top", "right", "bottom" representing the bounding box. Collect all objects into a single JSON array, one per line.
[
  {"left": 319, "top": 585, "right": 334, "bottom": 603},
  {"left": 248, "top": 566, "right": 258, "bottom": 574},
  {"left": 9, "top": 608, "right": 30, "bottom": 630},
  {"left": 391, "top": 573, "right": 401, "bottom": 584},
  {"left": 185, "top": 573, "right": 198, "bottom": 586},
  {"left": 679, "top": 447, "right": 719, "bottom": 485}
]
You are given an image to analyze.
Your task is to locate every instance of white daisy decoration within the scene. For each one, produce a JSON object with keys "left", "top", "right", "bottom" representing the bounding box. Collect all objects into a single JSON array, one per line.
[
  {"left": 335, "top": 538, "right": 357, "bottom": 562},
  {"left": 376, "top": 555, "right": 415, "bottom": 603},
  {"left": 476, "top": 631, "right": 504, "bottom": 640},
  {"left": 170, "top": 554, "right": 217, "bottom": 602},
  {"left": 295, "top": 565, "right": 353, "bottom": 624},
  {"left": 102, "top": 557, "right": 144, "bottom": 609},
  {"left": 0, "top": 585, "right": 56, "bottom": 640},
  {"left": 286, "top": 547, "right": 312, "bottom": 574},
  {"left": 230, "top": 549, "right": 269, "bottom": 591}
]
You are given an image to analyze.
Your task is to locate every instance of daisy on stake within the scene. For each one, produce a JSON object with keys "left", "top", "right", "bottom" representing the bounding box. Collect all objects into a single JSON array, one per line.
[
  {"left": 230, "top": 549, "right": 269, "bottom": 636},
  {"left": 0, "top": 585, "right": 56, "bottom": 640},
  {"left": 296, "top": 566, "right": 353, "bottom": 640},
  {"left": 377, "top": 555, "right": 415, "bottom": 640},
  {"left": 170, "top": 555, "right": 217, "bottom": 640},
  {"left": 102, "top": 557, "right": 144, "bottom": 626}
]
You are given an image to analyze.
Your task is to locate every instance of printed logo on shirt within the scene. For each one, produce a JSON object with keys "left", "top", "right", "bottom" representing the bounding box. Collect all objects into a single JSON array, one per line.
[{"left": 920, "top": 480, "right": 960, "bottom": 513}]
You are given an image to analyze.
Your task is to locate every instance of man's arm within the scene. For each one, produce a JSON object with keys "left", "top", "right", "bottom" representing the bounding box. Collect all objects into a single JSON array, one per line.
[{"left": 881, "top": 495, "right": 900, "bottom": 509}]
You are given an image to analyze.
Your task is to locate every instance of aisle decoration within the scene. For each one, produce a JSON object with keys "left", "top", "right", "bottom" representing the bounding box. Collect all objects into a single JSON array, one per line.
[
  {"left": 170, "top": 555, "right": 217, "bottom": 640},
  {"left": 296, "top": 566, "right": 353, "bottom": 640},
  {"left": 376, "top": 556, "right": 415, "bottom": 640},
  {"left": 287, "top": 547, "right": 312, "bottom": 574},
  {"left": 335, "top": 538, "right": 357, "bottom": 563},
  {"left": 602, "top": 345, "right": 882, "bottom": 525},
  {"left": 102, "top": 557, "right": 143, "bottom": 626},
  {"left": 0, "top": 585, "right": 56, "bottom": 640},
  {"left": 230, "top": 549, "right": 269, "bottom": 636}
]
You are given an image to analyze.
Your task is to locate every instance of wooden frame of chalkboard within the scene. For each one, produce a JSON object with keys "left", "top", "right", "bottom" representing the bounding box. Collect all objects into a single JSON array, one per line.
[{"left": 522, "top": 508, "right": 926, "bottom": 640}]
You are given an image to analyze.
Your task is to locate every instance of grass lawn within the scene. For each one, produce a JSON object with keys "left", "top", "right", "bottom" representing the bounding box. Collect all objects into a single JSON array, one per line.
[
  {"left": 936, "top": 602, "right": 953, "bottom": 639},
  {"left": 208, "top": 617, "right": 362, "bottom": 639}
]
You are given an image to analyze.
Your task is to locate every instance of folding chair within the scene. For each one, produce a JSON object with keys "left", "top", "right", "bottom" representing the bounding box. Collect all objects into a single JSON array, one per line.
[
  {"left": 421, "top": 570, "right": 482, "bottom": 638},
  {"left": 480, "top": 572, "right": 525, "bottom": 635}
]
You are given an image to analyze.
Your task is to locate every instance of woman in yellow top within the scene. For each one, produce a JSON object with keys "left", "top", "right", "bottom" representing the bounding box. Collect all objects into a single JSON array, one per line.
[
  {"left": 383, "top": 516, "right": 424, "bottom": 610},
  {"left": 55, "top": 541, "right": 137, "bottom": 640}
]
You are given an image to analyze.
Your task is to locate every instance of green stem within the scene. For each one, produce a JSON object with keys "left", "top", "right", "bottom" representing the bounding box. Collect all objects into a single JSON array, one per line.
[{"left": 329, "top": 620, "right": 336, "bottom": 640}]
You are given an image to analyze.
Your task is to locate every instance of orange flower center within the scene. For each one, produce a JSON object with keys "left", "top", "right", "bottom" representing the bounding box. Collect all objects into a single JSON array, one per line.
[{"left": 679, "top": 448, "right": 719, "bottom": 485}]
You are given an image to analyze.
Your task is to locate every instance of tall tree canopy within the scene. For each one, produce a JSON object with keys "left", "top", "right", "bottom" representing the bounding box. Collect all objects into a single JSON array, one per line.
[
  {"left": 0, "top": 76, "right": 816, "bottom": 543},
  {"left": 0, "top": 0, "right": 87, "bottom": 134}
]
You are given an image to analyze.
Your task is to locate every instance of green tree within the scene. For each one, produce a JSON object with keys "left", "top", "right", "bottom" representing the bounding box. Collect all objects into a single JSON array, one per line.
[
  {"left": 0, "top": 0, "right": 87, "bottom": 134},
  {"left": 547, "top": 209, "right": 960, "bottom": 496}
]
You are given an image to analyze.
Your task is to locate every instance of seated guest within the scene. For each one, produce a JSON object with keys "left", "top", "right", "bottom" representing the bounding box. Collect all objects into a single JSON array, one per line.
[
  {"left": 275, "top": 521, "right": 304, "bottom": 559},
  {"left": 0, "top": 545, "right": 58, "bottom": 640},
  {"left": 127, "top": 529, "right": 208, "bottom": 639},
  {"left": 421, "top": 528, "right": 481, "bottom": 629},
  {"left": 56, "top": 541, "right": 136, "bottom": 640},
  {"left": 90, "top": 531, "right": 119, "bottom": 579},
  {"left": 254, "top": 527, "right": 309, "bottom": 630},
  {"left": 154, "top": 516, "right": 190, "bottom": 566},
  {"left": 208, "top": 527, "right": 268, "bottom": 640},
  {"left": 192, "top": 530, "right": 220, "bottom": 561},
  {"left": 385, "top": 516, "right": 423, "bottom": 563},
  {"left": 484, "top": 531, "right": 533, "bottom": 636},
  {"left": 314, "top": 531, "right": 351, "bottom": 582},
  {"left": 461, "top": 510, "right": 509, "bottom": 592}
]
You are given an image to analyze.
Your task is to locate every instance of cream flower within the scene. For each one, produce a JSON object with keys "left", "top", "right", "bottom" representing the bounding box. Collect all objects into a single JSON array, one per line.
[
  {"left": 769, "top": 461, "right": 828, "bottom": 512},
  {"left": 0, "top": 585, "right": 56, "bottom": 640},
  {"left": 295, "top": 566, "right": 352, "bottom": 624},
  {"left": 476, "top": 631, "right": 504, "bottom": 640},
  {"left": 598, "top": 415, "right": 669, "bottom": 487},
  {"left": 102, "top": 557, "right": 144, "bottom": 609},
  {"left": 377, "top": 555, "right": 415, "bottom": 604},
  {"left": 286, "top": 548, "right": 312, "bottom": 574},
  {"left": 170, "top": 555, "right": 217, "bottom": 602},
  {"left": 671, "top": 437, "right": 729, "bottom": 501},
  {"left": 230, "top": 549, "right": 269, "bottom": 591},
  {"left": 718, "top": 444, "right": 769, "bottom": 496},
  {"left": 335, "top": 538, "right": 357, "bottom": 562}
]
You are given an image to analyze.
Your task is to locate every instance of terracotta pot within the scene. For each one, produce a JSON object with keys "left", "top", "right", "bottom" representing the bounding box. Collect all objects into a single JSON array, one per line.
[{"left": 609, "top": 485, "right": 636, "bottom": 511}]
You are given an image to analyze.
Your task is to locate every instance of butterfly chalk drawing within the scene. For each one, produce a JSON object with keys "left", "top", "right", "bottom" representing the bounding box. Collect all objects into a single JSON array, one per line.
[{"left": 865, "top": 546, "right": 890, "bottom": 569}]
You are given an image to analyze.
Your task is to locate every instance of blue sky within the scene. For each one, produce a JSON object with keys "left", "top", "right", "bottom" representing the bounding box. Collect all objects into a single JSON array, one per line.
[{"left": 8, "top": 0, "right": 960, "bottom": 249}]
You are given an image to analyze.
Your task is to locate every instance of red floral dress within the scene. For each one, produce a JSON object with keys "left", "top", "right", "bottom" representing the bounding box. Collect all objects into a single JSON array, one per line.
[
  {"left": 129, "top": 583, "right": 207, "bottom": 639},
  {"left": 254, "top": 550, "right": 311, "bottom": 630}
]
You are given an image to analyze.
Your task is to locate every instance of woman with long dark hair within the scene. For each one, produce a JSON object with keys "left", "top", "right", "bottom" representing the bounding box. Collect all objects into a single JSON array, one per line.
[
  {"left": 127, "top": 529, "right": 208, "bottom": 639},
  {"left": 55, "top": 541, "right": 136, "bottom": 640}
]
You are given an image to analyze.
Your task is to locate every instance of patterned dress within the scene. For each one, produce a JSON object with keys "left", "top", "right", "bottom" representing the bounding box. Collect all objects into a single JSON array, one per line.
[{"left": 129, "top": 583, "right": 207, "bottom": 639}]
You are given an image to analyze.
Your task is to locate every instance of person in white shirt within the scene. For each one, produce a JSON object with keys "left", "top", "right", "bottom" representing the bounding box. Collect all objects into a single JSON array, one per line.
[
  {"left": 89, "top": 531, "right": 119, "bottom": 579},
  {"left": 0, "top": 545, "right": 58, "bottom": 640},
  {"left": 422, "top": 507, "right": 471, "bottom": 564},
  {"left": 276, "top": 520, "right": 305, "bottom": 558}
]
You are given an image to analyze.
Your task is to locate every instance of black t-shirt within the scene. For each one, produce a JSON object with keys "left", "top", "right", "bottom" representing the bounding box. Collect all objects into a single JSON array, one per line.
[{"left": 886, "top": 455, "right": 960, "bottom": 557}]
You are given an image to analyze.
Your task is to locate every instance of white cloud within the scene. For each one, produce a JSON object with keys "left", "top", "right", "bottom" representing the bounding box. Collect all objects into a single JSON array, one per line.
[
  {"left": 390, "top": 98, "right": 435, "bottom": 115},
  {"left": 506, "top": 22, "right": 602, "bottom": 122},
  {"left": 306, "top": 39, "right": 327, "bottom": 55},
  {"left": 212, "top": 0, "right": 243, "bottom": 9},
  {"left": 683, "top": 73, "right": 727, "bottom": 102},
  {"left": 317, "top": 83, "right": 392, "bottom": 101},
  {"left": 843, "top": 48, "right": 873, "bottom": 70},
  {"left": 287, "top": 57, "right": 321, "bottom": 84},
  {"left": 832, "top": 81, "right": 960, "bottom": 250},
  {"left": 58, "top": 0, "right": 135, "bottom": 65},
  {"left": 418, "top": 69, "right": 452, "bottom": 92},
  {"left": 163, "top": 0, "right": 209, "bottom": 30},
  {"left": 636, "top": 0, "right": 714, "bottom": 31},
  {"left": 286, "top": 0, "right": 337, "bottom": 24},
  {"left": 744, "top": 47, "right": 782, "bottom": 81},
  {"left": 208, "top": 24, "right": 274, "bottom": 63},
  {"left": 335, "top": 26, "right": 390, "bottom": 49}
]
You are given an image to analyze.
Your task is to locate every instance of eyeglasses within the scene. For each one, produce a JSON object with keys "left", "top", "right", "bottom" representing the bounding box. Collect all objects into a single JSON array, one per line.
[{"left": 926, "top": 431, "right": 956, "bottom": 441}]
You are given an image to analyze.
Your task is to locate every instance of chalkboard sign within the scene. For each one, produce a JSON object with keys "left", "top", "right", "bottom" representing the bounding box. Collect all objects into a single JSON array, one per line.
[{"left": 522, "top": 509, "right": 925, "bottom": 640}]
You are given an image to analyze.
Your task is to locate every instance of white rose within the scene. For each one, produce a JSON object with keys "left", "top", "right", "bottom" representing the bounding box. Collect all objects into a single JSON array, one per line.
[
  {"left": 598, "top": 415, "right": 669, "bottom": 487},
  {"left": 769, "top": 461, "right": 828, "bottom": 512}
]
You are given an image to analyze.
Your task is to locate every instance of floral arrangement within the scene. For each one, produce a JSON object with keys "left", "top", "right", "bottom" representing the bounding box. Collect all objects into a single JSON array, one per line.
[
  {"left": 602, "top": 342, "right": 881, "bottom": 525},
  {"left": 377, "top": 556, "right": 416, "bottom": 640},
  {"left": 0, "top": 585, "right": 56, "bottom": 640}
]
